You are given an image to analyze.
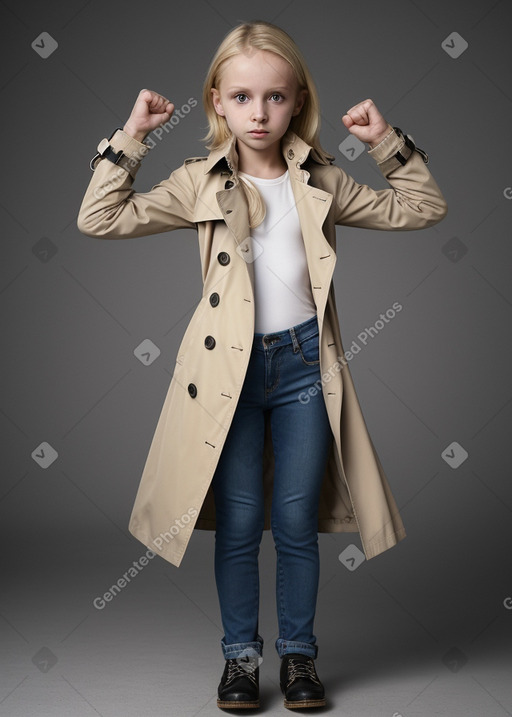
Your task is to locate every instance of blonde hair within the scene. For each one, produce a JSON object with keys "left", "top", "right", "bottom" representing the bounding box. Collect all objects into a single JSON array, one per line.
[{"left": 200, "top": 20, "right": 334, "bottom": 227}]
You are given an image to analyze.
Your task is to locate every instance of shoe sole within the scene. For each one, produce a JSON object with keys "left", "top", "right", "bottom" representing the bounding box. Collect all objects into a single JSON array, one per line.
[
  {"left": 217, "top": 698, "right": 260, "bottom": 709},
  {"left": 284, "top": 697, "right": 326, "bottom": 709}
]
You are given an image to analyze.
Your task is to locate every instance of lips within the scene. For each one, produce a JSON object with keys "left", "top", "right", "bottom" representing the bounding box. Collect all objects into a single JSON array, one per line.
[{"left": 250, "top": 130, "right": 268, "bottom": 135}]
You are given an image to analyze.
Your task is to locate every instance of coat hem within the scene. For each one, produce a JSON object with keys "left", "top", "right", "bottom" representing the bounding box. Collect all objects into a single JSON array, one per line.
[
  {"left": 363, "top": 526, "right": 407, "bottom": 560},
  {"left": 129, "top": 525, "right": 186, "bottom": 568}
]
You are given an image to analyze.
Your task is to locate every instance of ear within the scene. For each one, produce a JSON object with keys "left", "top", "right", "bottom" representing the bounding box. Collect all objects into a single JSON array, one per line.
[
  {"left": 292, "top": 88, "right": 308, "bottom": 117},
  {"left": 211, "top": 88, "right": 225, "bottom": 116}
]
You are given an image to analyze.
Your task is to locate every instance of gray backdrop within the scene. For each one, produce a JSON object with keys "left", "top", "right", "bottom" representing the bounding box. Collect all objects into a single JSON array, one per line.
[{"left": 1, "top": 0, "right": 511, "bottom": 715}]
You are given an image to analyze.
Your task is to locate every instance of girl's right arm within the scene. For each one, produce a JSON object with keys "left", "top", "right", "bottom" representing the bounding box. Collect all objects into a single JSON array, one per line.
[{"left": 77, "top": 89, "right": 197, "bottom": 239}]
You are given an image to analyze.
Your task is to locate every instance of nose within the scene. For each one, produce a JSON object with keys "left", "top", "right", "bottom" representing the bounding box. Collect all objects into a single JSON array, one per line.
[{"left": 251, "top": 100, "right": 267, "bottom": 123}]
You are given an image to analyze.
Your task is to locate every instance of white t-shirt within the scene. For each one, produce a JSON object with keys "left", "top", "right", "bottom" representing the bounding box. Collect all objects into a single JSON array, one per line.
[{"left": 239, "top": 169, "right": 317, "bottom": 334}]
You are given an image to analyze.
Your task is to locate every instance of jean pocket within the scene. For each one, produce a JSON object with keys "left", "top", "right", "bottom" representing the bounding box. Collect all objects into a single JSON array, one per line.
[{"left": 298, "top": 332, "right": 320, "bottom": 365}]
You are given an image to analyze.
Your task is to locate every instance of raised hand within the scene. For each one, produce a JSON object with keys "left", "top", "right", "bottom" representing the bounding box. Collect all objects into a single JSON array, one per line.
[
  {"left": 123, "top": 89, "right": 175, "bottom": 142},
  {"left": 342, "top": 99, "right": 392, "bottom": 148}
]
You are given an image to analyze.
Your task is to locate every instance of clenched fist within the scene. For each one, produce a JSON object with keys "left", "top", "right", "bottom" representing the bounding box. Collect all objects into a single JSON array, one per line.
[
  {"left": 123, "top": 89, "right": 175, "bottom": 142},
  {"left": 342, "top": 99, "right": 392, "bottom": 148}
]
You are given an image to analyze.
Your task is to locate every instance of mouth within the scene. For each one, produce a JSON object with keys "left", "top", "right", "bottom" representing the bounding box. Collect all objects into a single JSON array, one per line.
[{"left": 249, "top": 130, "right": 269, "bottom": 136}]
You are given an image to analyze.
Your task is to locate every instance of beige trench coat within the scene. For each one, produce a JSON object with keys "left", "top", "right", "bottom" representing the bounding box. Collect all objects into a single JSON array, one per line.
[{"left": 77, "top": 125, "right": 448, "bottom": 567}]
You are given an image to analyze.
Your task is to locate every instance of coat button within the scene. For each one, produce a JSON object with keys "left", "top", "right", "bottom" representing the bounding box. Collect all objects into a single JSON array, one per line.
[
  {"left": 187, "top": 383, "right": 197, "bottom": 398},
  {"left": 209, "top": 292, "right": 220, "bottom": 307},
  {"left": 204, "top": 335, "right": 216, "bottom": 350},
  {"left": 217, "top": 251, "right": 230, "bottom": 265},
  {"left": 287, "top": 149, "right": 294, "bottom": 159},
  {"left": 224, "top": 180, "right": 234, "bottom": 189}
]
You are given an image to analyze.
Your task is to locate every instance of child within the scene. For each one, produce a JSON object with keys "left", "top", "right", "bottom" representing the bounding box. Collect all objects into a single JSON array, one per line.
[{"left": 78, "top": 19, "right": 447, "bottom": 711}]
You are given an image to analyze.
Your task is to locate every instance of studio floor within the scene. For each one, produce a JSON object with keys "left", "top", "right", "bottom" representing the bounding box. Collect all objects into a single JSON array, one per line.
[{"left": 1, "top": 529, "right": 511, "bottom": 717}]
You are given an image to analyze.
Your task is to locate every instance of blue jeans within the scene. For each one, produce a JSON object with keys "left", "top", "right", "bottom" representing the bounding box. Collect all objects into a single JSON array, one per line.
[{"left": 211, "top": 314, "right": 333, "bottom": 660}]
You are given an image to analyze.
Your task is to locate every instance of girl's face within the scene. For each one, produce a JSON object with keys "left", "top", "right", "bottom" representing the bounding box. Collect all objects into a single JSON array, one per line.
[{"left": 211, "top": 48, "right": 307, "bottom": 155}]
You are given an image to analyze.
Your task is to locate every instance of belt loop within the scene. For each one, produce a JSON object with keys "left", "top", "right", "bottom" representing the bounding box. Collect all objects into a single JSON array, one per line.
[{"left": 289, "top": 326, "right": 300, "bottom": 353}]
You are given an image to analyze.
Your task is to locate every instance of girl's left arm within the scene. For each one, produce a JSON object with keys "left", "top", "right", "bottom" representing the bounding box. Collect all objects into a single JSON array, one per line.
[{"left": 333, "top": 99, "right": 448, "bottom": 230}]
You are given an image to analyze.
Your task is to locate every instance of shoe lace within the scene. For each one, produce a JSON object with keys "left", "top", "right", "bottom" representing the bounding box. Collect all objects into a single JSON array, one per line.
[
  {"left": 286, "top": 658, "right": 321, "bottom": 686},
  {"left": 226, "top": 658, "right": 258, "bottom": 686}
]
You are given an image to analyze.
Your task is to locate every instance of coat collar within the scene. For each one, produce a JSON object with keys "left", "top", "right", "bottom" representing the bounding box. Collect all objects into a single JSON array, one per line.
[{"left": 202, "top": 129, "right": 328, "bottom": 180}]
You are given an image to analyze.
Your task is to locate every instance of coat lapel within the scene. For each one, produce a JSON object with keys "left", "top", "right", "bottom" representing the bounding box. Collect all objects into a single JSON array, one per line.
[
  {"left": 287, "top": 179, "right": 335, "bottom": 323},
  {"left": 194, "top": 131, "right": 251, "bottom": 252}
]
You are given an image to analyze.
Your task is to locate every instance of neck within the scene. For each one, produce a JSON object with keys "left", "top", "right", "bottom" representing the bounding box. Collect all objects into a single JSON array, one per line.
[{"left": 236, "top": 137, "right": 288, "bottom": 178}]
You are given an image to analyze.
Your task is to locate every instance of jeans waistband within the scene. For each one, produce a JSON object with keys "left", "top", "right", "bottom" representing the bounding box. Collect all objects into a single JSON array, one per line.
[{"left": 253, "top": 313, "right": 319, "bottom": 351}]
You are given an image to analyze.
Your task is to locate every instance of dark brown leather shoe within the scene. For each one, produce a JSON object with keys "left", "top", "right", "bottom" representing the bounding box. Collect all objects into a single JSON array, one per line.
[
  {"left": 217, "top": 656, "right": 260, "bottom": 709},
  {"left": 280, "top": 653, "right": 326, "bottom": 709}
]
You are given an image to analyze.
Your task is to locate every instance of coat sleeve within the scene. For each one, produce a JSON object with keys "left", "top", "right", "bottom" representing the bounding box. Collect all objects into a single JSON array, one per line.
[
  {"left": 77, "top": 129, "right": 197, "bottom": 239},
  {"left": 332, "top": 127, "right": 448, "bottom": 230}
]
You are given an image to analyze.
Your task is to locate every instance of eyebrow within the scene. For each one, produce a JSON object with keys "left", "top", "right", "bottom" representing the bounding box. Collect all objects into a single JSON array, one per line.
[{"left": 226, "top": 86, "right": 289, "bottom": 92}]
